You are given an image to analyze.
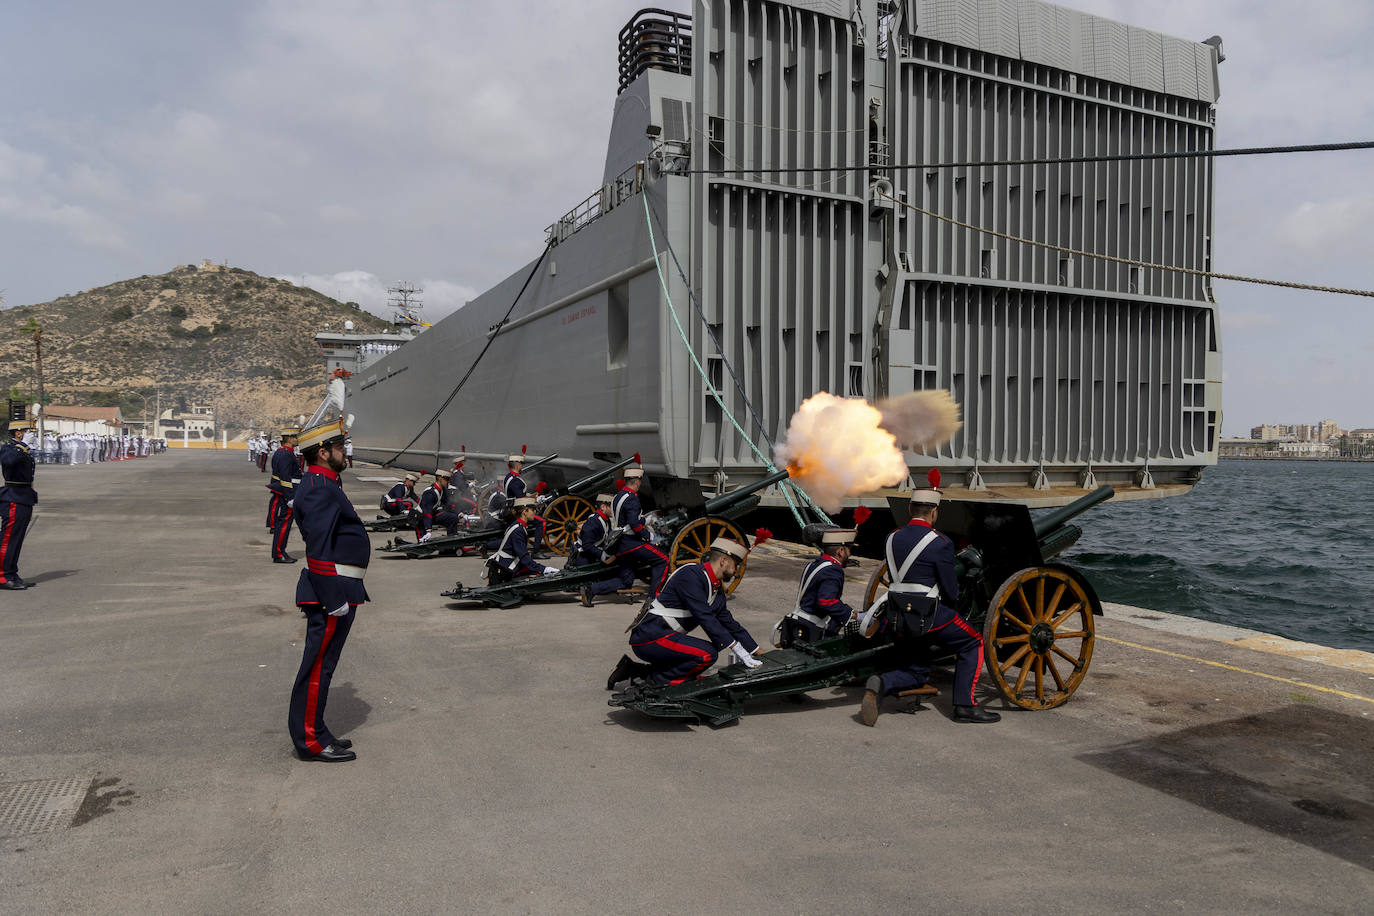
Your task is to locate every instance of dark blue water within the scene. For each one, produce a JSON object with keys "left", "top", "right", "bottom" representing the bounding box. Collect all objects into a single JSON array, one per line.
[{"left": 1060, "top": 460, "right": 1374, "bottom": 652}]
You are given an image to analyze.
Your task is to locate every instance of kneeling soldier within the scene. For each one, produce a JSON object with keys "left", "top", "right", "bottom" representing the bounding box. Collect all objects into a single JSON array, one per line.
[
  {"left": 418, "top": 468, "right": 463, "bottom": 540},
  {"left": 488, "top": 497, "right": 558, "bottom": 583},
  {"left": 383, "top": 472, "right": 420, "bottom": 516},
  {"left": 609, "top": 466, "right": 669, "bottom": 596},
  {"left": 611, "top": 538, "right": 760, "bottom": 688},
  {"left": 773, "top": 527, "right": 857, "bottom": 647},
  {"left": 288, "top": 418, "right": 367, "bottom": 762},
  {"left": 860, "top": 477, "right": 998, "bottom": 726},
  {"left": 575, "top": 492, "right": 637, "bottom": 607}
]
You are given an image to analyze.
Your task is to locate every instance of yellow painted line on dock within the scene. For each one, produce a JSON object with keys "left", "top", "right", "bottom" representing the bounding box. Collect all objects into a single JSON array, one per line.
[{"left": 1100, "top": 635, "right": 1374, "bottom": 706}]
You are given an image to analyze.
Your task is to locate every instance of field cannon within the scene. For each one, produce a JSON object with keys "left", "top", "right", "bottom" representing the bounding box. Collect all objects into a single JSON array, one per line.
[
  {"left": 610, "top": 485, "right": 1113, "bottom": 724},
  {"left": 534, "top": 454, "right": 642, "bottom": 556},
  {"left": 640, "top": 468, "right": 790, "bottom": 595},
  {"left": 861, "top": 484, "right": 1114, "bottom": 710}
]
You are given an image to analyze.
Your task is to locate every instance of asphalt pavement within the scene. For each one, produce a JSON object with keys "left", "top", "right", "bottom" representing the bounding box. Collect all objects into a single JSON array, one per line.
[{"left": 1, "top": 450, "right": 1371, "bottom": 914}]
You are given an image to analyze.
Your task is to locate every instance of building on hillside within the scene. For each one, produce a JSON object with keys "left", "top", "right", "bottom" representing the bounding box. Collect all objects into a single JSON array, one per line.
[
  {"left": 155, "top": 404, "right": 215, "bottom": 441},
  {"left": 40, "top": 406, "right": 125, "bottom": 436}
]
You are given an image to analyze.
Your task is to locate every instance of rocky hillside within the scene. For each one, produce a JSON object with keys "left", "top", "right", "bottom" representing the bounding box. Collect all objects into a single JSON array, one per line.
[{"left": 0, "top": 264, "right": 393, "bottom": 431}]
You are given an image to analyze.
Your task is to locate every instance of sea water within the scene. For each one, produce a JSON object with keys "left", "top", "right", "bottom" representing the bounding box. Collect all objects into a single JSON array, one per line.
[{"left": 1062, "top": 460, "right": 1374, "bottom": 652}]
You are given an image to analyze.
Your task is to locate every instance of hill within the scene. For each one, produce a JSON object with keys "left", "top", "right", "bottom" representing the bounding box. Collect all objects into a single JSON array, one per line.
[{"left": 0, "top": 264, "right": 393, "bottom": 431}]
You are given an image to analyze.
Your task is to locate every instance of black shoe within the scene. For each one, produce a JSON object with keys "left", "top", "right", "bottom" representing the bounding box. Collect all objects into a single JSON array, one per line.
[
  {"left": 952, "top": 705, "right": 1001, "bottom": 724},
  {"left": 272, "top": 556, "right": 297, "bottom": 564},
  {"left": 333, "top": 737, "right": 353, "bottom": 750},
  {"left": 13, "top": 576, "right": 32, "bottom": 588},
  {"left": 607, "top": 654, "right": 651, "bottom": 691},
  {"left": 0, "top": 580, "right": 26, "bottom": 590},
  {"left": 860, "top": 675, "right": 882, "bottom": 727},
  {"left": 298, "top": 743, "right": 356, "bottom": 762},
  {"left": 580, "top": 585, "right": 593, "bottom": 608}
]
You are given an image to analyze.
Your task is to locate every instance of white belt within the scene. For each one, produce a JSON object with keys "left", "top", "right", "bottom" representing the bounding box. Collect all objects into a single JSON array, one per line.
[
  {"left": 334, "top": 563, "right": 366, "bottom": 579},
  {"left": 649, "top": 599, "right": 690, "bottom": 634},
  {"left": 790, "top": 608, "right": 828, "bottom": 627},
  {"left": 889, "top": 583, "right": 939, "bottom": 599}
]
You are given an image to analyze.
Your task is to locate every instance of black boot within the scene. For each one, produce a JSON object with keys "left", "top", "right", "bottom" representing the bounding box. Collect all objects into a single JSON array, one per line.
[
  {"left": 606, "top": 654, "right": 650, "bottom": 691},
  {"left": 952, "top": 705, "right": 1001, "bottom": 724}
]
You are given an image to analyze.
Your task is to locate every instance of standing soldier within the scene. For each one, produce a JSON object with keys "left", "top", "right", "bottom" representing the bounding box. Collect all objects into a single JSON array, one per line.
[
  {"left": 0, "top": 421, "right": 38, "bottom": 590},
  {"left": 417, "top": 468, "right": 463, "bottom": 540},
  {"left": 287, "top": 418, "right": 366, "bottom": 762},
  {"left": 609, "top": 537, "right": 759, "bottom": 688},
  {"left": 502, "top": 452, "right": 547, "bottom": 552},
  {"left": 859, "top": 474, "right": 999, "bottom": 726},
  {"left": 487, "top": 497, "right": 559, "bottom": 583},
  {"left": 267, "top": 427, "right": 301, "bottom": 563},
  {"left": 609, "top": 466, "right": 669, "bottom": 596},
  {"left": 576, "top": 492, "right": 636, "bottom": 607},
  {"left": 343, "top": 436, "right": 354, "bottom": 468},
  {"left": 772, "top": 527, "right": 858, "bottom": 647}
]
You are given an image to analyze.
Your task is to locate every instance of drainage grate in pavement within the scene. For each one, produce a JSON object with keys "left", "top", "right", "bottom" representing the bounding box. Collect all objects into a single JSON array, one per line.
[{"left": 0, "top": 776, "right": 90, "bottom": 838}]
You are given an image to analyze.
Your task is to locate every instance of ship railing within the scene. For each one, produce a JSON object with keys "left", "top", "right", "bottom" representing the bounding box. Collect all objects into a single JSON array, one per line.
[
  {"left": 545, "top": 162, "right": 645, "bottom": 248},
  {"left": 618, "top": 8, "right": 692, "bottom": 95}
]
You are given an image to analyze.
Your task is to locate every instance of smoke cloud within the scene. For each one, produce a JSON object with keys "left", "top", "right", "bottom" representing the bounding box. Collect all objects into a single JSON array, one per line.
[{"left": 775, "top": 390, "right": 962, "bottom": 512}]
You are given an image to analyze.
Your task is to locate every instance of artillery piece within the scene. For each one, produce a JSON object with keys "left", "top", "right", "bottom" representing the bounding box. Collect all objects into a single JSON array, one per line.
[
  {"left": 440, "top": 561, "right": 645, "bottom": 609},
  {"left": 362, "top": 506, "right": 421, "bottom": 533},
  {"left": 641, "top": 468, "right": 791, "bottom": 595},
  {"left": 534, "top": 454, "right": 641, "bottom": 556},
  {"left": 610, "top": 485, "right": 1113, "bottom": 724}
]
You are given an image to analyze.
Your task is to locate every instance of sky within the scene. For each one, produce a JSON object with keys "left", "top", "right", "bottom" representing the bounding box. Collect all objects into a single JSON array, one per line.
[{"left": 1, "top": 0, "right": 1372, "bottom": 436}]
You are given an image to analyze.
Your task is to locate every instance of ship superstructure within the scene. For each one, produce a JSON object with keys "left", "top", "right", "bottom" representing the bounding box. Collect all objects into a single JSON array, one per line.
[{"left": 346, "top": 0, "right": 1223, "bottom": 507}]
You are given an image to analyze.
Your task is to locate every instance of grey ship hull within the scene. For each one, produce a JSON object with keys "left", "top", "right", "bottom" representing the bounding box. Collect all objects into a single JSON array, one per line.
[{"left": 347, "top": 0, "right": 1224, "bottom": 507}]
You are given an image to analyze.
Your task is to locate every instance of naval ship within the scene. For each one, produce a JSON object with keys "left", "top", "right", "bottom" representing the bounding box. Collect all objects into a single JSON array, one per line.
[{"left": 343, "top": 0, "right": 1224, "bottom": 508}]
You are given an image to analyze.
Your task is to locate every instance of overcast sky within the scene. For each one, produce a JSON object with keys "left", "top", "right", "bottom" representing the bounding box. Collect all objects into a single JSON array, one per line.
[{"left": 2, "top": 1, "right": 1371, "bottom": 435}]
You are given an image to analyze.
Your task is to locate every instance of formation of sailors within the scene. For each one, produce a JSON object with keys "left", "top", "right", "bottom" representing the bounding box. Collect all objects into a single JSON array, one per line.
[{"left": 22, "top": 430, "right": 165, "bottom": 465}]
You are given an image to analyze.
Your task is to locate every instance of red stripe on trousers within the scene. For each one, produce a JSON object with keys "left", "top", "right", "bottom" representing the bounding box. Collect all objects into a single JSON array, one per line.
[
  {"left": 274, "top": 506, "right": 293, "bottom": 555},
  {"left": 0, "top": 502, "right": 15, "bottom": 583},
  {"left": 946, "top": 612, "right": 984, "bottom": 704},
  {"left": 619, "top": 543, "right": 670, "bottom": 591},
  {"left": 653, "top": 634, "right": 714, "bottom": 685},
  {"left": 302, "top": 616, "right": 338, "bottom": 755}
]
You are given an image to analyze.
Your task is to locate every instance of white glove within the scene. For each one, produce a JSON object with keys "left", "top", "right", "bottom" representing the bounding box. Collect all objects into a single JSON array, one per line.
[
  {"left": 418, "top": 532, "right": 432, "bottom": 543},
  {"left": 286, "top": 499, "right": 294, "bottom": 508},
  {"left": 729, "top": 641, "right": 763, "bottom": 668},
  {"left": 328, "top": 603, "right": 350, "bottom": 617},
  {"left": 541, "top": 567, "right": 559, "bottom": 578}
]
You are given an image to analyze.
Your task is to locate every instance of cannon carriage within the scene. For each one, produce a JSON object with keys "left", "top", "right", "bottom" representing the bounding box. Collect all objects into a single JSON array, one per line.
[{"left": 610, "top": 486, "right": 1113, "bottom": 723}]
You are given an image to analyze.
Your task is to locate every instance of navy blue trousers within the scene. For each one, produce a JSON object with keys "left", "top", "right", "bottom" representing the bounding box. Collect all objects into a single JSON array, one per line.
[
  {"left": 288, "top": 605, "right": 356, "bottom": 756},
  {"left": 631, "top": 632, "right": 717, "bottom": 685},
  {"left": 879, "top": 603, "right": 984, "bottom": 706},
  {"left": 0, "top": 500, "right": 32, "bottom": 584},
  {"left": 616, "top": 539, "right": 670, "bottom": 595}
]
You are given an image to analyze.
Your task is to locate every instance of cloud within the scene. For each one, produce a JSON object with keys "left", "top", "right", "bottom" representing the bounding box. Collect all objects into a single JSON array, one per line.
[
  {"left": 1218, "top": 310, "right": 1277, "bottom": 332},
  {"left": 278, "top": 270, "right": 476, "bottom": 322},
  {"left": 1276, "top": 196, "right": 1374, "bottom": 256}
]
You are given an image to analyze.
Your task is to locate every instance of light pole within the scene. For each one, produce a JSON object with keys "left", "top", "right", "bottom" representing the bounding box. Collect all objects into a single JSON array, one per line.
[{"left": 128, "top": 391, "right": 147, "bottom": 436}]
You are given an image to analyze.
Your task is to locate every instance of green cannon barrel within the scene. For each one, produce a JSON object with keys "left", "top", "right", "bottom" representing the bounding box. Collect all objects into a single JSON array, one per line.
[
  {"left": 565, "top": 455, "right": 638, "bottom": 497},
  {"left": 702, "top": 468, "right": 791, "bottom": 517},
  {"left": 1032, "top": 485, "right": 1114, "bottom": 561}
]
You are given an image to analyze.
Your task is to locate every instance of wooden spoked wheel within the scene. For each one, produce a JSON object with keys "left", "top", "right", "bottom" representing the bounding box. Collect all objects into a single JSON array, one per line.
[
  {"left": 864, "top": 562, "right": 891, "bottom": 610},
  {"left": 982, "top": 565, "right": 1098, "bottom": 710},
  {"left": 474, "top": 482, "right": 499, "bottom": 510},
  {"left": 541, "top": 495, "right": 592, "bottom": 556},
  {"left": 669, "top": 517, "right": 747, "bottom": 595}
]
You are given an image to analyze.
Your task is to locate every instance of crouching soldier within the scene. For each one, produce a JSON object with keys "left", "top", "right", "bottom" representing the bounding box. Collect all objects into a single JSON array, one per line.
[
  {"left": 575, "top": 492, "right": 637, "bottom": 607},
  {"left": 608, "top": 538, "right": 760, "bottom": 689},
  {"left": 773, "top": 527, "right": 857, "bottom": 648},
  {"left": 383, "top": 472, "right": 420, "bottom": 516},
  {"left": 417, "top": 468, "right": 463, "bottom": 540},
  {"left": 487, "top": 497, "right": 559, "bottom": 584}
]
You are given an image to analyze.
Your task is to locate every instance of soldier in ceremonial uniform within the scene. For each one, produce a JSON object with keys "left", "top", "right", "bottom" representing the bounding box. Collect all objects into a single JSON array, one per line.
[
  {"left": 287, "top": 418, "right": 366, "bottom": 762},
  {"left": 418, "top": 468, "right": 463, "bottom": 540},
  {"left": 773, "top": 527, "right": 858, "bottom": 647},
  {"left": 267, "top": 427, "right": 301, "bottom": 563},
  {"left": 0, "top": 422, "right": 38, "bottom": 590},
  {"left": 383, "top": 472, "right": 421, "bottom": 516},
  {"left": 859, "top": 476, "right": 999, "bottom": 725},
  {"left": 502, "top": 452, "right": 547, "bottom": 552},
  {"left": 487, "top": 497, "right": 558, "bottom": 583},
  {"left": 609, "top": 466, "right": 669, "bottom": 596},
  {"left": 575, "top": 492, "right": 636, "bottom": 607}
]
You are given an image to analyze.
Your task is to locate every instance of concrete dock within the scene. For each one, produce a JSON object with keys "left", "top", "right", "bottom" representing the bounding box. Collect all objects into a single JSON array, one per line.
[{"left": 2, "top": 450, "right": 1372, "bottom": 913}]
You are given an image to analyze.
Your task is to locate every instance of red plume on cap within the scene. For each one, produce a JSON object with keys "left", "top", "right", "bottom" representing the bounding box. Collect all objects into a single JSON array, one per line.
[
  {"left": 927, "top": 468, "right": 941, "bottom": 489},
  {"left": 455, "top": 460, "right": 465, "bottom": 469},
  {"left": 615, "top": 479, "right": 627, "bottom": 490},
  {"left": 753, "top": 528, "right": 773, "bottom": 546},
  {"left": 535, "top": 481, "right": 548, "bottom": 494},
  {"left": 632, "top": 452, "right": 642, "bottom": 464},
  {"left": 521, "top": 444, "right": 528, "bottom": 455},
  {"left": 853, "top": 505, "right": 872, "bottom": 526}
]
